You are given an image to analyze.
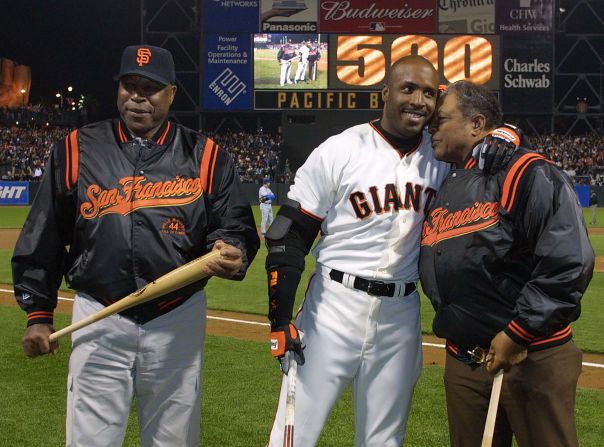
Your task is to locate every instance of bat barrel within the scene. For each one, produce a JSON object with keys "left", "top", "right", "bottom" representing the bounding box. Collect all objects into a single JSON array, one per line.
[{"left": 48, "top": 251, "right": 221, "bottom": 342}]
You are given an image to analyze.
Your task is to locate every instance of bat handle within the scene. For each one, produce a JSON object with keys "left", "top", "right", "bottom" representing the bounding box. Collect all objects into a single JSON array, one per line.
[
  {"left": 283, "top": 353, "right": 298, "bottom": 447},
  {"left": 481, "top": 369, "right": 504, "bottom": 447},
  {"left": 48, "top": 313, "right": 97, "bottom": 342}
]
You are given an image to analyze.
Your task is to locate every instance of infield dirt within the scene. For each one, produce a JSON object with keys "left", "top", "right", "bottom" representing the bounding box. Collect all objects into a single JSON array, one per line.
[{"left": 1, "top": 227, "right": 603, "bottom": 389}]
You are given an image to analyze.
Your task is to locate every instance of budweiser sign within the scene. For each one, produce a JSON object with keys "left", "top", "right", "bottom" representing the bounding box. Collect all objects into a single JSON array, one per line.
[{"left": 319, "top": 0, "right": 437, "bottom": 33}]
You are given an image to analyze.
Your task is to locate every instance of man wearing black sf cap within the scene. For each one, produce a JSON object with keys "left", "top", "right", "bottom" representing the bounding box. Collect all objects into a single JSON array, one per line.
[{"left": 12, "top": 44, "right": 259, "bottom": 446}]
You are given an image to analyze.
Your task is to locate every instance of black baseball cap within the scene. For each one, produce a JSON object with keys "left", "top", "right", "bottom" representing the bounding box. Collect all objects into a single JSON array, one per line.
[{"left": 115, "top": 45, "right": 176, "bottom": 86}]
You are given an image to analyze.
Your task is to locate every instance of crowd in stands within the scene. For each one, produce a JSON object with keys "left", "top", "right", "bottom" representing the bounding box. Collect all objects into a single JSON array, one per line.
[
  {"left": 206, "top": 130, "right": 293, "bottom": 184},
  {"left": 0, "top": 123, "right": 68, "bottom": 180},
  {"left": 531, "top": 132, "right": 604, "bottom": 185},
  {"left": 1, "top": 121, "right": 603, "bottom": 186}
]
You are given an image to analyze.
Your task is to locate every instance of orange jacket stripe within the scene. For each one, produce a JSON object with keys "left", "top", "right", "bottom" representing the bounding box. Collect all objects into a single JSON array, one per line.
[
  {"left": 157, "top": 121, "right": 171, "bottom": 145},
  {"left": 69, "top": 130, "right": 80, "bottom": 188},
  {"left": 508, "top": 320, "right": 535, "bottom": 341},
  {"left": 199, "top": 139, "right": 218, "bottom": 195},
  {"left": 158, "top": 296, "right": 183, "bottom": 311},
  {"left": 501, "top": 153, "right": 544, "bottom": 212},
  {"left": 529, "top": 326, "right": 572, "bottom": 346},
  {"left": 27, "top": 311, "right": 53, "bottom": 320},
  {"left": 65, "top": 130, "right": 80, "bottom": 190},
  {"left": 464, "top": 158, "right": 477, "bottom": 169},
  {"left": 117, "top": 121, "right": 128, "bottom": 142}
]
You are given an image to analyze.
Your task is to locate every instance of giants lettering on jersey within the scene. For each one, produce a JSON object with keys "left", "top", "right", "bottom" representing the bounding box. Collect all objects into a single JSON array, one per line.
[
  {"left": 421, "top": 201, "right": 500, "bottom": 247},
  {"left": 80, "top": 175, "right": 203, "bottom": 219},
  {"left": 349, "top": 182, "right": 437, "bottom": 218}
]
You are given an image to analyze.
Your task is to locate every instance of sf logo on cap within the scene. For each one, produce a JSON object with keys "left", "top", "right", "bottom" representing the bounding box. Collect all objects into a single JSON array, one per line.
[{"left": 136, "top": 48, "right": 152, "bottom": 66}]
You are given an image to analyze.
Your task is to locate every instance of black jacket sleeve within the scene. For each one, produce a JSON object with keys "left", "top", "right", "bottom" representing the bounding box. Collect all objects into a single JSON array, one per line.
[
  {"left": 504, "top": 161, "right": 595, "bottom": 344},
  {"left": 12, "top": 138, "right": 76, "bottom": 326},
  {"left": 206, "top": 147, "right": 260, "bottom": 280}
]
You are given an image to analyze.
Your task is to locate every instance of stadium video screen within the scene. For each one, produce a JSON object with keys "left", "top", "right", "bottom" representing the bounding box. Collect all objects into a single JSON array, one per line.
[{"left": 253, "top": 33, "right": 328, "bottom": 89}]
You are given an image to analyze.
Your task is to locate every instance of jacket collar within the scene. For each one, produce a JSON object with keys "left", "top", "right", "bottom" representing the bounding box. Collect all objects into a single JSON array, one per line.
[{"left": 114, "top": 118, "right": 174, "bottom": 146}]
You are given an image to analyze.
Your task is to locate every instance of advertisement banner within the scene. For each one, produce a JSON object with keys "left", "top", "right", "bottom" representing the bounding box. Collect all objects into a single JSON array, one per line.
[
  {"left": 501, "top": 37, "right": 553, "bottom": 114},
  {"left": 203, "top": 0, "right": 260, "bottom": 33},
  {"left": 329, "top": 34, "right": 500, "bottom": 90},
  {"left": 438, "top": 0, "right": 495, "bottom": 34},
  {"left": 496, "top": 0, "right": 553, "bottom": 34},
  {"left": 260, "top": 0, "right": 318, "bottom": 33},
  {"left": 0, "top": 181, "right": 29, "bottom": 205},
  {"left": 319, "top": 0, "right": 437, "bottom": 33},
  {"left": 254, "top": 89, "right": 384, "bottom": 109},
  {"left": 202, "top": 34, "right": 253, "bottom": 110}
]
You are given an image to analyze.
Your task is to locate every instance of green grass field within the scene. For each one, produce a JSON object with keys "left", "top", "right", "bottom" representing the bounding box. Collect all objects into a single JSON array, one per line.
[
  {"left": 1, "top": 205, "right": 604, "bottom": 446},
  {"left": 254, "top": 48, "right": 328, "bottom": 89}
]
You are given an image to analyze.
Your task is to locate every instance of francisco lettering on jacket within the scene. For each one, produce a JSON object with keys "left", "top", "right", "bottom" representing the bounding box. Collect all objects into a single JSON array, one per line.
[{"left": 80, "top": 176, "right": 203, "bottom": 219}]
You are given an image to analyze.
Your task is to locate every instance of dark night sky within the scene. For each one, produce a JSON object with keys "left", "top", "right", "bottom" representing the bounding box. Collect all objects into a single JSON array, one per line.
[{"left": 1, "top": 0, "right": 141, "bottom": 120}]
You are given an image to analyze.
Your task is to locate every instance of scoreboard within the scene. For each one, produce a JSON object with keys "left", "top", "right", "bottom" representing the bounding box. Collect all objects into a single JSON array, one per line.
[{"left": 201, "top": 0, "right": 554, "bottom": 113}]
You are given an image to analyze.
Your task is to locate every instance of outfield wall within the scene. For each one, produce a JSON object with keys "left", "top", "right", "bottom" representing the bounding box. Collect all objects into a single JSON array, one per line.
[{"left": 3, "top": 181, "right": 604, "bottom": 208}]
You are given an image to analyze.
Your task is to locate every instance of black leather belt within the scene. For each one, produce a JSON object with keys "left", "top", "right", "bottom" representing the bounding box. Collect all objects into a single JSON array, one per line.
[{"left": 329, "top": 269, "right": 416, "bottom": 297}]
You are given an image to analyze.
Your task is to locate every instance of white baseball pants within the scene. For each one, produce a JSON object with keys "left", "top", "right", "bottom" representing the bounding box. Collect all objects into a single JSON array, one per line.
[
  {"left": 268, "top": 265, "right": 422, "bottom": 446},
  {"left": 66, "top": 291, "right": 207, "bottom": 447},
  {"left": 294, "top": 61, "right": 308, "bottom": 82},
  {"left": 280, "top": 62, "right": 293, "bottom": 86},
  {"left": 260, "top": 203, "right": 274, "bottom": 235}
]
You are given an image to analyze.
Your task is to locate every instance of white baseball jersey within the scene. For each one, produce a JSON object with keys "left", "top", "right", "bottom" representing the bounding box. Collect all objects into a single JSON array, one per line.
[
  {"left": 288, "top": 121, "right": 449, "bottom": 282},
  {"left": 268, "top": 121, "right": 450, "bottom": 446}
]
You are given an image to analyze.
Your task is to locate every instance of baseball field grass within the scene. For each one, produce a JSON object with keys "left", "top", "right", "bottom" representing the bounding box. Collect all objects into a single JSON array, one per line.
[{"left": 1, "top": 205, "right": 604, "bottom": 445}]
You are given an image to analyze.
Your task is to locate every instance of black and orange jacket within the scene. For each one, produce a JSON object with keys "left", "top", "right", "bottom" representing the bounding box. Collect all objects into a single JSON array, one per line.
[
  {"left": 419, "top": 148, "right": 594, "bottom": 363},
  {"left": 12, "top": 118, "right": 259, "bottom": 326}
]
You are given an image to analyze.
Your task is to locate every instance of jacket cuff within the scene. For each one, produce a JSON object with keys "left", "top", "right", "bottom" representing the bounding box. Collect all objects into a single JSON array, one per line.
[
  {"left": 26, "top": 311, "right": 54, "bottom": 327},
  {"left": 504, "top": 319, "right": 536, "bottom": 347}
]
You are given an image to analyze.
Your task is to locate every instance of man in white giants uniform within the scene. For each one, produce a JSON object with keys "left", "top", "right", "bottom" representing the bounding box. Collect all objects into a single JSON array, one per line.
[
  {"left": 293, "top": 41, "right": 310, "bottom": 84},
  {"left": 259, "top": 177, "right": 275, "bottom": 237},
  {"left": 265, "top": 56, "right": 449, "bottom": 446}
]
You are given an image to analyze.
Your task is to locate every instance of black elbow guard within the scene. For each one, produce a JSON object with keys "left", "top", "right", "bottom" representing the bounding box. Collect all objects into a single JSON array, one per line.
[{"left": 265, "top": 200, "right": 322, "bottom": 325}]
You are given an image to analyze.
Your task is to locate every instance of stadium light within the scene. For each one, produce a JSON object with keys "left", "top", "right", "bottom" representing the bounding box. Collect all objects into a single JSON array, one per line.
[{"left": 20, "top": 88, "right": 26, "bottom": 106}]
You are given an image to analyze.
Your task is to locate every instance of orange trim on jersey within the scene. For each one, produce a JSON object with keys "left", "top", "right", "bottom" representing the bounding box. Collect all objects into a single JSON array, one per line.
[
  {"left": 156, "top": 121, "right": 171, "bottom": 145},
  {"left": 507, "top": 320, "right": 536, "bottom": 342},
  {"left": 299, "top": 207, "right": 323, "bottom": 222},
  {"left": 369, "top": 120, "right": 422, "bottom": 158},
  {"left": 500, "top": 153, "right": 544, "bottom": 212},
  {"left": 446, "top": 340, "right": 460, "bottom": 356},
  {"left": 27, "top": 311, "right": 54, "bottom": 320},
  {"left": 117, "top": 121, "right": 128, "bottom": 142},
  {"left": 158, "top": 296, "right": 184, "bottom": 311},
  {"left": 464, "top": 158, "right": 477, "bottom": 169},
  {"left": 65, "top": 130, "right": 80, "bottom": 190},
  {"left": 530, "top": 326, "right": 572, "bottom": 347},
  {"left": 199, "top": 139, "right": 218, "bottom": 195}
]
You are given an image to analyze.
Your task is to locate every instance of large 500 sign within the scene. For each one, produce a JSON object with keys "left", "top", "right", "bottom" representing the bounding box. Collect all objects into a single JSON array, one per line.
[{"left": 328, "top": 34, "right": 500, "bottom": 89}]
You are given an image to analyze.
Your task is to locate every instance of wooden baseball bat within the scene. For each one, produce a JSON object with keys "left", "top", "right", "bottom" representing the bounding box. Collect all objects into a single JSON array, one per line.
[
  {"left": 283, "top": 354, "right": 298, "bottom": 447},
  {"left": 48, "top": 250, "right": 221, "bottom": 342},
  {"left": 481, "top": 369, "right": 504, "bottom": 447}
]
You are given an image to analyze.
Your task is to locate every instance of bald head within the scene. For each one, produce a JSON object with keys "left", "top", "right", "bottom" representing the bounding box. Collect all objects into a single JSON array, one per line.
[
  {"left": 387, "top": 56, "right": 437, "bottom": 87},
  {"left": 381, "top": 56, "right": 439, "bottom": 139}
]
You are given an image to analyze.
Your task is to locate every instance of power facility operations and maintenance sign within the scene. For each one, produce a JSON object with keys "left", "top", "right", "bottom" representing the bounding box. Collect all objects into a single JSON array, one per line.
[
  {"left": 0, "top": 182, "right": 29, "bottom": 205},
  {"left": 203, "top": 34, "right": 253, "bottom": 110}
]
